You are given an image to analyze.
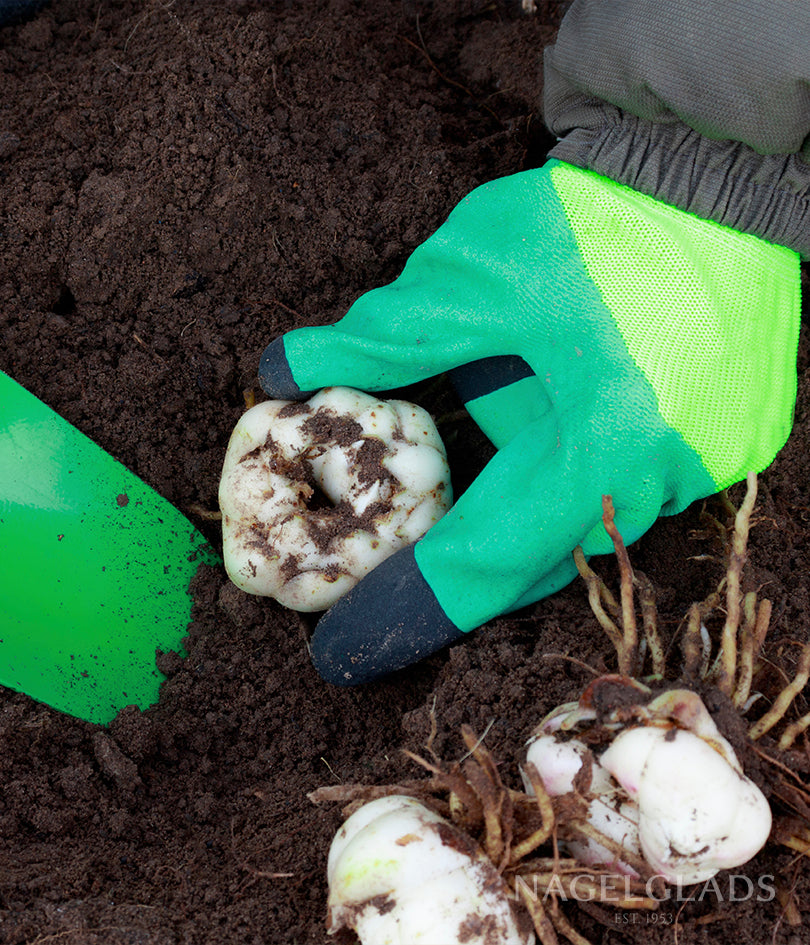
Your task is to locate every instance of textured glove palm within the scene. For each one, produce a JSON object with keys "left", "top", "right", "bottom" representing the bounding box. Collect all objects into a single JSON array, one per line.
[{"left": 260, "top": 159, "right": 801, "bottom": 685}]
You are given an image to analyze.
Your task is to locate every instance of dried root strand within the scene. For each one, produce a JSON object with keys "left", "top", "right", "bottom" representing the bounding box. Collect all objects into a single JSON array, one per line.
[
  {"left": 681, "top": 582, "right": 725, "bottom": 682},
  {"left": 517, "top": 882, "right": 560, "bottom": 945},
  {"left": 751, "top": 744, "right": 810, "bottom": 824},
  {"left": 684, "top": 474, "right": 803, "bottom": 740},
  {"left": 401, "top": 748, "right": 484, "bottom": 830},
  {"left": 547, "top": 898, "right": 595, "bottom": 945},
  {"left": 749, "top": 641, "right": 810, "bottom": 742},
  {"left": 704, "top": 474, "right": 810, "bottom": 747},
  {"left": 733, "top": 595, "right": 772, "bottom": 710},
  {"left": 308, "top": 780, "right": 435, "bottom": 808},
  {"left": 778, "top": 707, "right": 810, "bottom": 751},
  {"left": 517, "top": 875, "right": 600, "bottom": 945},
  {"left": 512, "top": 858, "right": 661, "bottom": 914},
  {"left": 564, "top": 818, "right": 652, "bottom": 881},
  {"left": 681, "top": 603, "right": 705, "bottom": 681},
  {"left": 773, "top": 817, "right": 810, "bottom": 858},
  {"left": 460, "top": 724, "right": 514, "bottom": 869},
  {"left": 775, "top": 875, "right": 804, "bottom": 927},
  {"left": 634, "top": 569, "right": 665, "bottom": 677},
  {"left": 574, "top": 497, "right": 665, "bottom": 678},
  {"left": 717, "top": 471, "right": 758, "bottom": 696},
  {"left": 573, "top": 547, "right": 625, "bottom": 662},
  {"left": 463, "top": 759, "right": 511, "bottom": 869},
  {"left": 510, "top": 762, "right": 555, "bottom": 864},
  {"left": 600, "top": 495, "right": 638, "bottom": 675}
]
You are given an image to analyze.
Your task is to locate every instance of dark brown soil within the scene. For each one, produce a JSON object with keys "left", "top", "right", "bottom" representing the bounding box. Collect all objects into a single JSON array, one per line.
[{"left": 1, "top": 2, "right": 808, "bottom": 944}]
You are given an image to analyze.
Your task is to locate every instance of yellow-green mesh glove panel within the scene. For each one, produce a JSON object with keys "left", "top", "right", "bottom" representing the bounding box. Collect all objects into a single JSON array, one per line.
[{"left": 550, "top": 162, "right": 801, "bottom": 489}]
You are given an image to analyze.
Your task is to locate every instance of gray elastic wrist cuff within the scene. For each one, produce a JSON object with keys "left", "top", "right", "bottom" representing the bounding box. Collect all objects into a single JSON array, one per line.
[{"left": 548, "top": 111, "right": 810, "bottom": 260}]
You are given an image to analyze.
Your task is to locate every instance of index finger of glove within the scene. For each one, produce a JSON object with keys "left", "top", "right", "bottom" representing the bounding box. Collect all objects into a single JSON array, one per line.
[{"left": 259, "top": 168, "right": 567, "bottom": 399}]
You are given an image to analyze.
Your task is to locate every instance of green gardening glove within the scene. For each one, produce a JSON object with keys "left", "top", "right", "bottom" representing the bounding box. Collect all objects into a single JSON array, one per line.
[{"left": 259, "top": 159, "right": 801, "bottom": 685}]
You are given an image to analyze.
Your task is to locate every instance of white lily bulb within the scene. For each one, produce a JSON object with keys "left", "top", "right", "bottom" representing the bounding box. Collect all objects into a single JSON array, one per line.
[
  {"left": 524, "top": 734, "right": 641, "bottom": 874},
  {"left": 219, "top": 387, "right": 451, "bottom": 611},
  {"left": 523, "top": 734, "right": 606, "bottom": 796},
  {"left": 600, "top": 725, "right": 772, "bottom": 884},
  {"left": 327, "top": 795, "right": 534, "bottom": 945}
]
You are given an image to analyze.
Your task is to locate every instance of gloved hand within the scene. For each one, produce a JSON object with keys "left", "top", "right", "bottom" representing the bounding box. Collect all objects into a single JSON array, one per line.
[{"left": 259, "top": 159, "right": 801, "bottom": 686}]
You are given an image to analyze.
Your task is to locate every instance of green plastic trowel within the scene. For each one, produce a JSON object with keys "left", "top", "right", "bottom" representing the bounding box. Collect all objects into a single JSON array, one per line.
[{"left": 0, "top": 370, "right": 220, "bottom": 725}]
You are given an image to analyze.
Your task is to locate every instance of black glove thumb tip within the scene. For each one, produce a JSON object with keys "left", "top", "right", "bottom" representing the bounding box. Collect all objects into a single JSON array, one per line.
[
  {"left": 308, "top": 546, "right": 466, "bottom": 686},
  {"left": 309, "top": 632, "right": 362, "bottom": 687},
  {"left": 258, "top": 336, "right": 313, "bottom": 400}
]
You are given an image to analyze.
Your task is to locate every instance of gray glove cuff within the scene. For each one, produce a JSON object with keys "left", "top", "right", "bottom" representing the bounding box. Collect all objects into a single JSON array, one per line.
[{"left": 546, "top": 103, "right": 810, "bottom": 261}]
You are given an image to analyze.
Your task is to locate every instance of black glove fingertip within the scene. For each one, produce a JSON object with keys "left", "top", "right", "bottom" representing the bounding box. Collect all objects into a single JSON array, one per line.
[
  {"left": 258, "top": 336, "right": 316, "bottom": 400},
  {"left": 309, "top": 545, "right": 464, "bottom": 686}
]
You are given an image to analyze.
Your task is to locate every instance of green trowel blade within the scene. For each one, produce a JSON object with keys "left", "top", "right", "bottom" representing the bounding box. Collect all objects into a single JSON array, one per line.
[{"left": 0, "top": 370, "right": 220, "bottom": 724}]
